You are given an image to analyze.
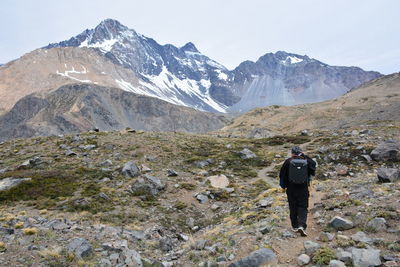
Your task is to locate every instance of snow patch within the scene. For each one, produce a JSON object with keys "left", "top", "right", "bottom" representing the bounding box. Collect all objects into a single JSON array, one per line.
[
  {"left": 80, "top": 38, "right": 118, "bottom": 52},
  {"left": 56, "top": 65, "right": 91, "bottom": 83},
  {"left": 281, "top": 56, "right": 303, "bottom": 65},
  {"left": 218, "top": 72, "right": 228, "bottom": 80}
]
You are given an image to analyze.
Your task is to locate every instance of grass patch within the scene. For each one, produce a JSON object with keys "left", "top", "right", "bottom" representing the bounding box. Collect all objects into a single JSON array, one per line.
[{"left": 312, "top": 247, "right": 336, "bottom": 265}]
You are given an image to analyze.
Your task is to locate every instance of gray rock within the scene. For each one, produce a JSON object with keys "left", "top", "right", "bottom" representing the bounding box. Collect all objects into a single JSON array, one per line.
[
  {"left": 121, "top": 248, "right": 142, "bottom": 267},
  {"left": 319, "top": 232, "right": 335, "bottom": 242},
  {"left": 196, "top": 194, "right": 209, "bottom": 204},
  {"left": 228, "top": 248, "right": 277, "bottom": 267},
  {"left": 98, "top": 258, "right": 112, "bottom": 267},
  {"left": 366, "top": 217, "right": 387, "bottom": 231},
  {"left": 238, "top": 148, "right": 257, "bottom": 159},
  {"left": 329, "top": 216, "right": 354, "bottom": 230},
  {"left": 194, "top": 160, "right": 210, "bottom": 168},
  {"left": 361, "top": 155, "right": 372, "bottom": 162},
  {"left": 258, "top": 197, "right": 273, "bottom": 207},
  {"left": 328, "top": 260, "right": 346, "bottom": 267},
  {"left": 304, "top": 240, "right": 321, "bottom": 255},
  {"left": 122, "top": 161, "right": 140, "bottom": 178},
  {"left": 336, "top": 249, "right": 352, "bottom": 263},
  {"left": 351, "top": 231, "right": 372, "bottom": 244},
  {"left": 65, "top": 150, "right": 77, "bottom": 156},
  {"left": 0, "top": 177, "right": 32, "bottom": 192},
  {"left": 371, "top": 140, "right": 400, "bottom": 162},
  {"left": 377, "top": 168, "right": 400, "bottom": 183},
  {"left": 297, "top": 254, "right": 310, "bottom": 265},
  {"left": 130, "top": 174, "right": 165, "bottom": 197},
  {"left": 194, "top": 240, "right": 208, "bottom": 250},
  {"left": 98, "top": 192, "right": 111, "bottom": 201},
  {"left": 282, "top": 230, "right": 296, "bottom": 238},
  {"left": 18, "top": 156, "right": 42, "bottom": 169},
  {"left": 351, "top": 248, "right": 381, "bottom": 267},
  {"left": 67, "top": 237, "right": 92, "bottom": 258},
  {"left": 166, "top": 169, "right": 178, "bottom": 177}
]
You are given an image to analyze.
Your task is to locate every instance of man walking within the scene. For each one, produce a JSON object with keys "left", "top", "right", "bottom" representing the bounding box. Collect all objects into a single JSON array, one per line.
[{"left": 279, "top": 146, "right": 316, "bottom": 236}]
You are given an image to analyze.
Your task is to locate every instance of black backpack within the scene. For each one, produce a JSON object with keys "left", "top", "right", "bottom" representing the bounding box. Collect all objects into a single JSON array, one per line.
[{"left": 288, "top": 158, "right": 309, "bottom": 184}]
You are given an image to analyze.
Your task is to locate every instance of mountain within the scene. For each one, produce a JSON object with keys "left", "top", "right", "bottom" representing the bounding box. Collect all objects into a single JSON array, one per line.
[
  {"left": 42, "top": 18, "right": 380, "bottom": 113},
  {"left": 0, "top": 83, "right": 228, "bottom": 141},
  {"left": 219, "top": 72, "right": 400, "bottom": 138}
]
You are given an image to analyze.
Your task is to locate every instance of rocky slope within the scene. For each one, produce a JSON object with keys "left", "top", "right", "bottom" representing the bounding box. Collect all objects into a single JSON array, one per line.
[
  {"left": 0, "top": 83, "right": 228, "bottom": 141},
  {"left": 0, "top": 19, "right": 381, "bottom": 115},
  {"left": 0, "top": 122, "right": 399, "bottom": 266},
  {"left": 219, "top": 72, "right": 400, "bottom": 138}
]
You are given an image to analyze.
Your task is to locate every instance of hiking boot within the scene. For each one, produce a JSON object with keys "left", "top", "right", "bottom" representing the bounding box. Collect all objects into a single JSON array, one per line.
[{"left": 298, "top": 227, "right": 308, "bottom": 236}]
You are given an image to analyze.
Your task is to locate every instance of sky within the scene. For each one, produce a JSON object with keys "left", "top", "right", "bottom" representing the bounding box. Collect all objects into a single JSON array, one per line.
[{"left": 1, "top": 0, "right": 399, "bottom": 74}]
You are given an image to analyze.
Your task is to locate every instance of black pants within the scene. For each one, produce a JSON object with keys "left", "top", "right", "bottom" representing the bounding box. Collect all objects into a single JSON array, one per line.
[{"left": 286, "top": 186, "right": 309, "bottom": 229}]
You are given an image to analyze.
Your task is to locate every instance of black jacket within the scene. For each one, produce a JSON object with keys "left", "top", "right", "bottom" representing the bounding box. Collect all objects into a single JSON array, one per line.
[{"left": 279, "top": 154, "right": 316, "bottom": 189}]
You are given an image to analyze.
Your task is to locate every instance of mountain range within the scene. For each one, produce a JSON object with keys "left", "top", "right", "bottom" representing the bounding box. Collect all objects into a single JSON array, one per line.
[{"left": 0, "top": 19, "right": 381, "bottom": 116}]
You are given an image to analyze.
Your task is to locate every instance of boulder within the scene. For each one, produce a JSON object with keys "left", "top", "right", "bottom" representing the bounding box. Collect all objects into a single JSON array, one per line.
[
  {"left": 196, "top": 194, "right": 209, "bottom": 204},
  {"left": 351, "top": 248, "right": 381, "bottom": 267},
  {"left": 366, "top": 217, "right": 387, "bottom": 231},
  {"left": 351, "top": 231, "right": 372, "bottom": 244},
  {"left": 304, "top": 240, "right": 321, "bottom": 255},
  {"left": 18, "top": 156, "right": 42, "bottom": 169},
  {"left": 336, "top": 249, "right": 352, "bottom": 263},
  {"left": 371, "top": 140, "right": 400, "bottom": 162},
  {"left": 258, "top": 197, "right": 274, "bottom": 208},
  {"left": 238, "top": 148, "right": 257, "bottom": 160},
  {"left": 328, "top": 260, "right": 346, "bottom": 267},
  {"left": 0, "top": 177, "right": 31, "bottom": 192},
  {"left": 122, "top": 161, "right": 140, "bottom": 178},
  {"left": 208, "top": 175, "right": 229, "bottom": 189},
  {"left": 297, "top": 254, "right": 310, "bottom": 266},
  {"left": 319, "top": 232, "right": 335, "bottom": 242},
  {"left": 329, "top": 216, "right": 354, "bottom": 230},
  {"left": 130, "top": 174, "right": 165, "bottom": 197},
  {"left": 228, "top": 248, "right": 277, "bottom": 267},
  {"left": 377, "top": 168, "right": 400, "bottom": 183},
  {"left": 166, "top": 169, "right": 178, "bottom": 177},
  {"left": 67, "top": 237, "right": 92, "bottom": 258}
]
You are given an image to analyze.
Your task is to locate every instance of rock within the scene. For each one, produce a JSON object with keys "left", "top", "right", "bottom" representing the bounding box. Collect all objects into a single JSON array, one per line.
[
  {"left": 228, "top": 248, "right": 277, "bottom": 267},
  {"left": 130, "top": 174, "right": 165, "bottom": 197},
  {"left": 259, "top": 226, "right": 271, "bottom": 235},
  {"left": 319, "top": 232, "right": 335, "bottom": 242},
  {"left": 328, "top": 260, "right": 346, "bottom": 267},
  {"left": 80, "top": 144, "right": 96, "bottom": 150},
  {"left": 211, "top": 204, "right": 220, "bottom": 210},
  {"left": 304, "top": 241, "right": 321, "bottom": 255},
  {"left": 336, "top": 249, "right": 352, "bottom": 263},
  {"left": 282, "top": 230, "right": 296, "bottom": 238},
  {"left": 194, "top": 240, "right": 208, "bottom": 250},
  {"left": 178, "top": 233, "right": 189, "bottom": 242},
  {"left": 371, "top": 140, "right": 400, "bottom": 162},
  {"left": 208, "top": 174, "right": 229, "bottom": 189},
  {"left": 0, "top": 177, "right": 32, "bottom": 192},
  {"left": 366, "top": 217, "right": 387, "bottom": 231},
  {"left": 67, "top": 237, "right": 92, "bottom": 258},
  {"left": 238, "top": 148, "right": 257, "bottom": 159},
  {"left": 140, "top": 164, "right": 152, "bottom": 173},
  {"left": 258, "top": 197, "right": 273, "bottom": 207},
  {"left": 167, "top": 169, "right": 178, "bottom": 177},
  {"left": 65, "top": 150, "right": 77, "bottom": 156},
  {"left": 329, "top": 216, "right": 354, "bottom": 230},
  {"left": 18, "top": 156, "right": 42, "bottom": 169},
  {"left": 98, "top": 192, "right": 111, "bottom": 201},
  {"left": 122, "top": 161, "right": 140, "bottom": 178},
  {"left": 383, "top": 261, "right": 399, "bottom": 267},
  {"left": 121, "top": 248, "right": 142, "bottom": 267},
  {"left": 196, "top": 194, "right": 209, "bottom": 204},
  {"left": 297, "top": 254, "right": 310, "bottom": 265},
  {"left": 351, "top": 248, "right": 381, "bottom": 267},
  {"left": 361, "top": 155, "right": 372, "bottom": 162},
  {"left": 351, "top": 231, "right": 372, "bottom": 244},
  {"left": 46, "top": 219, "right": 70, "bottom": 230},
  {"left": 145, "top": 155, "right": 157, "bottom": 162},
  {"left": 377, "top": 168, "right": 400, "bottom": 183}
]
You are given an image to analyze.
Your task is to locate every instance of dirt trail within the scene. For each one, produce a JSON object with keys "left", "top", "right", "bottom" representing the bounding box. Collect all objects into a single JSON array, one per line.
[{"left": 257, "top": 159, "right": 324, "bottom": 266}]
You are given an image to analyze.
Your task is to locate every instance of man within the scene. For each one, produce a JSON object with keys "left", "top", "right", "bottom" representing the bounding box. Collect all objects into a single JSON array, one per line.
[{"left": 279, "top": 146, "right": 316, "bottom": 236}]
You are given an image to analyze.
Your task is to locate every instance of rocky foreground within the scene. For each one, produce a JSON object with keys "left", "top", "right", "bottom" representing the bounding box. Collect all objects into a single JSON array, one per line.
[{"left": 0, "top": 123, "right": 399, "bottom": 266}]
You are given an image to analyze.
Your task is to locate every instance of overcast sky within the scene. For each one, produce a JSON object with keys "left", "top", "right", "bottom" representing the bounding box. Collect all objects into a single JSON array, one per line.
[{"left": 1, "top": 0, "right": 399, "bottom": 74}]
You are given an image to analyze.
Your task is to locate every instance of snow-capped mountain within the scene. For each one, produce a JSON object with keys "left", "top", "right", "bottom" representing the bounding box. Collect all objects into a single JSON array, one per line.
[
  {"left": 46, "top": 19, "right": 381, "bottom": 113},
  {"left": 46, "top": 19, "right": 230, "bottom": 113}
]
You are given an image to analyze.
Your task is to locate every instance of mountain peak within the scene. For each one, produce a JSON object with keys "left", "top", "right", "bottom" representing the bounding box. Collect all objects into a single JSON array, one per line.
[{"left": 181, "top": 42, "right": 199, "bottom": 53}]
